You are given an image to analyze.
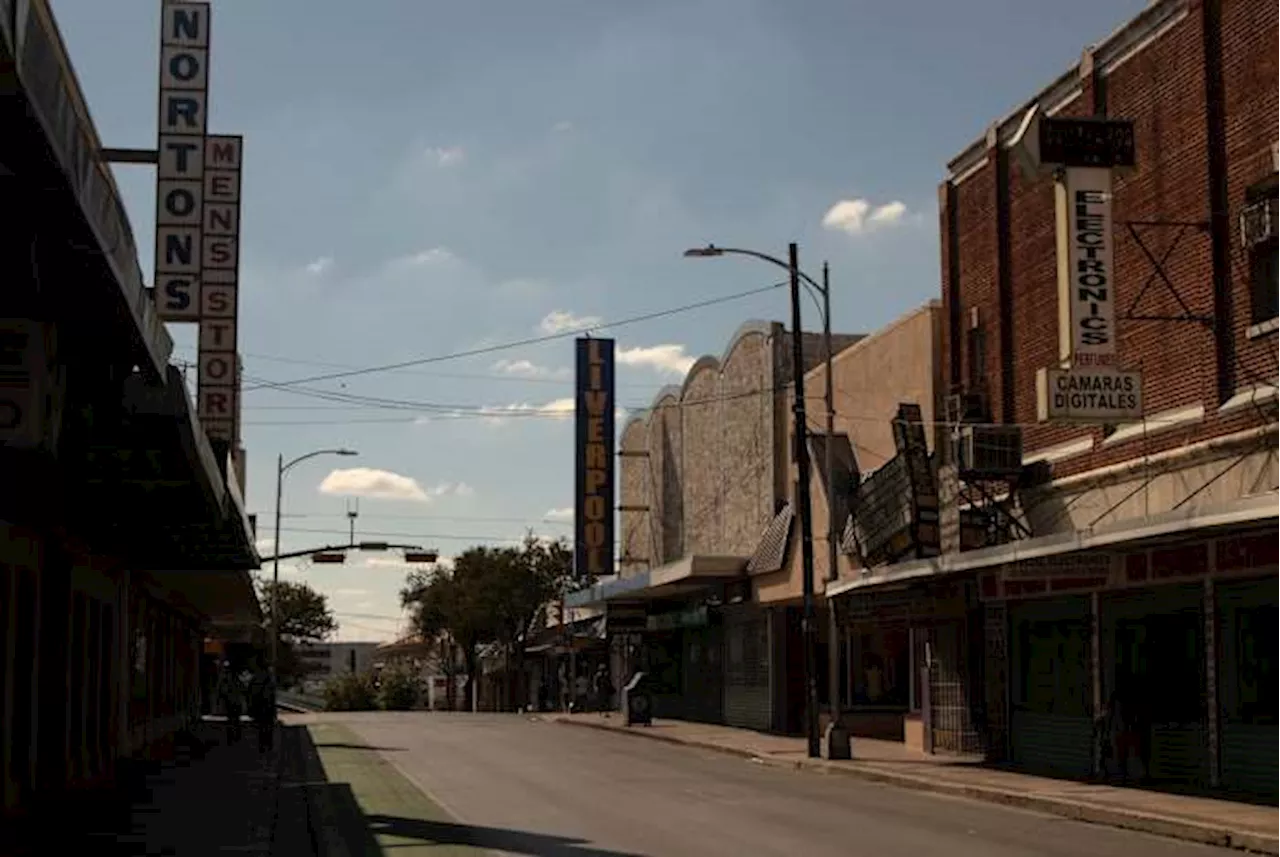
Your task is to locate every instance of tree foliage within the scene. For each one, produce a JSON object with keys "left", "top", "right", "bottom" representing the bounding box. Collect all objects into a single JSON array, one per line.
[
  {"left": 257, "top": 579, "right": 337, "bottom": 686},
  {"left": 400, "top": 533, "right": 577, "bottom": 708}
]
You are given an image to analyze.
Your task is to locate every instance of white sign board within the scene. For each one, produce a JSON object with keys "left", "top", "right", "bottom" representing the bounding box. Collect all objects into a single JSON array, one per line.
[
  {"left": 1056, "top": 167, "right": 1117, "bottom": 368},
  {"left": 196, "top": 135, "right": 243, "bottom": 445},
  {"left": 1036, "top": 366, "right": 1143, "bottom": 423},
  {"left": 154, "top": 1, "right": 211, "bottom": 322}
]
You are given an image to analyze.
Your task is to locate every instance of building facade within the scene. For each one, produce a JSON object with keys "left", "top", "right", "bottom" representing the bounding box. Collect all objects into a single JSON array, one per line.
[
  {"left": 297, "top": 641, "right": 381, "bottom": 687},
  {"left": 0, "top": 1, "right": 262, "bottom": 833},
  {"left": 573, "top": 306, "right": 942, "bottom": 736},
  {"left": 831, "top": 0, "right": 1277, "bottom": 802}
]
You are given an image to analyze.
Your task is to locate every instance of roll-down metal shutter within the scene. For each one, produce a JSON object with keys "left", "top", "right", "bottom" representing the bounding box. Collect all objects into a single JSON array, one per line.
[{"left": 723, "top": 606, "right": 771, "bottom": 731}]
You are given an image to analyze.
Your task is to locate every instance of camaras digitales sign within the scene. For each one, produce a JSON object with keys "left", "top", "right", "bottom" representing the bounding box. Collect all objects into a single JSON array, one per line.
[{"left": 574, "top": 337, "right": 615, "bottom": 577}]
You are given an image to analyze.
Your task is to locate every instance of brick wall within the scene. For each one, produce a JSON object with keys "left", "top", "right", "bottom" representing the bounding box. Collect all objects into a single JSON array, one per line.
[{"left": 940, "top": 0, "right": 1277, "bottom": 482}]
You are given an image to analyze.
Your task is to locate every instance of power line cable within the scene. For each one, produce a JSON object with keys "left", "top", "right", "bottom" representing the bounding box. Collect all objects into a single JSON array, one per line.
[{"left": 240, "top": 281, "right": 785, "bottom": 392}]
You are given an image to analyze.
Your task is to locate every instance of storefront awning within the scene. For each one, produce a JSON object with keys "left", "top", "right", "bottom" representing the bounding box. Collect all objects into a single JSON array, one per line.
[
  {"left": 828, "top": 490, "right": 1278, "bottom": 598},
  {"left": 565, "top": 555, "right": 747, "bottom": 608},
  {"left": 66, "top": 367, "right": 260, "bottom": 571},
  {"left": 8, "top": 0, "right": 172, "bottom": 380}
]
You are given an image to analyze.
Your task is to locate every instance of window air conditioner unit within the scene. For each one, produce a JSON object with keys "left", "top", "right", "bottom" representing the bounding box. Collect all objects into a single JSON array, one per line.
[
  {"left": 1240, "top": 197, "right": 1278, "bottom": 248},
  {"left": 955, "top": 425, "right": 1023, "bottom": 479},
  {"left": 945, "top": 390, "right": 989, "bottom": 425}
]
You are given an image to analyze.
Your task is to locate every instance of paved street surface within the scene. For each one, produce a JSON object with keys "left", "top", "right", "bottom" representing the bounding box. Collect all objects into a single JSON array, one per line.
[{"left": 294, "top": 712, "right": 1240, "bottom": 857}]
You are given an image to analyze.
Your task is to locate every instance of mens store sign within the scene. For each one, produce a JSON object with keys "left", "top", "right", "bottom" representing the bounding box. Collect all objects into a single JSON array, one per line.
[{"left": 196, "top": 135, "right": 243, "bottom": 445}]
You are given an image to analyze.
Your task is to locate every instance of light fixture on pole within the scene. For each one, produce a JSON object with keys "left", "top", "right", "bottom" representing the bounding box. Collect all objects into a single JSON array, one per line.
[
  {"left": 271, "top": 447, "right": 358, "bottom": 678},
  {"left": 683, "top": 242, "right": 843, "bottom": 760}
]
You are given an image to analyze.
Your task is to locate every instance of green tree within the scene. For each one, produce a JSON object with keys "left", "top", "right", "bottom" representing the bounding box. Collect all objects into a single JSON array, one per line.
[
  {"left": 378, "top": 665, "right": 420, "bottom": 711},
  {"left": 400, "top": 535, "right": 576, "bottom": 711},
  {"left": 258, "top": 579, "right": 338, "bottom": 687}
]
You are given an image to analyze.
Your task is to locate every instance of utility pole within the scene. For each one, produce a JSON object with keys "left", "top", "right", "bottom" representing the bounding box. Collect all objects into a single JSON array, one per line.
[
  {"left": 683, "top": 242, "right": 832, "bottom": 760},
  {"left": 271, "top": 453, "right": 283, "bottom": 678},
  {"left": 823, "top": 262, "right": 851, "bottom": 759},
  {"left": 787, "top": 243, "right": 821, "bottom": 760}
]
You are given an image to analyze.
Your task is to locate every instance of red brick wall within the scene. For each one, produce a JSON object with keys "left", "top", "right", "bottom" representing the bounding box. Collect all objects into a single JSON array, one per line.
[
  {"left": 941, "top": 0, "right": 1277, "bottom": 481},
  {"left": 1221, "top": 0, "right": 1279, "bottom": 380}
]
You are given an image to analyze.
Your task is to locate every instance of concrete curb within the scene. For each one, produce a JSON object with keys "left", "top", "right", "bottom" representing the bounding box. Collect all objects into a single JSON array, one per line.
[{"left": 550, "top": 717, "right": 1278, "bottom": 855}]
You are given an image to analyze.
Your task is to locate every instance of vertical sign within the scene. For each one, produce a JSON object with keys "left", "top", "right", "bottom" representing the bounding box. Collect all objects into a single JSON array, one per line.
[
  {"left": 1057, "top": 167, "right": 1117, "bottom": 368},
  {"left": 575, "top": 338, "right": 615, "bottom": 577},
  {"left": 154, "top": 1, "right": 210, "bottom": 322},
  {"left": 196, "top": 134, "right": 242, "bottom": 444}
]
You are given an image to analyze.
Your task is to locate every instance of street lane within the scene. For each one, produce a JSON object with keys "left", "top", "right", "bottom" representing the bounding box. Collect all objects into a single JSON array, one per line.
[{"left": 297, "top": 712, "right": 1236, "bottom": 857}]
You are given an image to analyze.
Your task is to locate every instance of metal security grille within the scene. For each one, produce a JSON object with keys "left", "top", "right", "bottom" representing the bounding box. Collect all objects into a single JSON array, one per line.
[{"left": 928, "top": 620, "right": 985, "bottom": 755}]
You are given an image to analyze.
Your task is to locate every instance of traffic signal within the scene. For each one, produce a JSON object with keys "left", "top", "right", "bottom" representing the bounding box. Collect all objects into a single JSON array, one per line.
[{"left": 311, "top": 552, "right": 346, "bottom": 564}]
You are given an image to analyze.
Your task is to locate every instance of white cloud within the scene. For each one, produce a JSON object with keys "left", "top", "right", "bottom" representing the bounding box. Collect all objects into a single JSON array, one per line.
[
  {"left": 552, "top": 120, "right": 574, "bottom": 133},
  {"left": 304, "top": 256, "right": 333, "bottom": 275},
  {"left": 539, "top": 310, "right": 602, "bottom": 335},
  {"left": 428, "top": 481, "right": 475, "bottom": 498},
  {"left": 391, "top": 246, "right": 457, "bottom": 268},
  {"left": 331, "top": 587, "right": 369, "bottom": 597},
  {"left": 255, "top": 537, "right": 275, "bottom": 555},
  {"left": 477, "top": 399, "right": 629, "bottom": 427},
  {"left": 362, "top": 556, "right": 410, "bottom": 569},
  {"left": 544, "top": 507, "right": 573, "bottom": 521},
  {"left": 492, "top": 358, "right": 571, "bottom": 379},
  {"left": 319, "top": 467, "right": 429, "bottom": 502},
  {"left": 424, "top": 146, "right": 465, "bottom": 167},
  {"left": 475, "top": 397, "right": 575, "bottom": 426},
  {"left": 821, "top": 198, "right": 910, "bottom": 236},
  {"left": 618, "top": 344, "right": 695, "bottom": 377}
]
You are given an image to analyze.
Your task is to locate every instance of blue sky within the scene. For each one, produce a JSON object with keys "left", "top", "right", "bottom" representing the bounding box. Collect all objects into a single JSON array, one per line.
[{"left": 53, "top": 0, "right": 1146, "bottom": 640}]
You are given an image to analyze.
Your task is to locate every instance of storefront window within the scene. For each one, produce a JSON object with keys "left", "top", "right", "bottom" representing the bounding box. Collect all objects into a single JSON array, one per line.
[
  {"left": 1016, "top": 618, "right": 1089, "bottom": 718},
  {"left": 853, "top": 628, "right": 909, "bottom": 707},
  {"left": 1233, "top": 606, "right": 1276, "bottom": 726},
  {"left": 1116, "top": 613, "right": 1202, "bottom": 724}
]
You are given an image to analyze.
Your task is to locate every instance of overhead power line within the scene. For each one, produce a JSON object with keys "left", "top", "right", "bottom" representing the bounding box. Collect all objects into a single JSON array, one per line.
[{"left": 240, "top": 281, "right": 785, "bottom": 392}]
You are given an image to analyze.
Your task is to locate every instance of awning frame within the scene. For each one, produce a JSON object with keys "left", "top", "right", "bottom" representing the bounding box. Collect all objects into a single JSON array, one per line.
[{"left": 828, "top": 491, "right": 1278, "bottom": 598}]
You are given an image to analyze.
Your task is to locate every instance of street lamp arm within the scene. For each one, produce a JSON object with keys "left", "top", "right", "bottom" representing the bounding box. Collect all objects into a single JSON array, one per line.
[
  {"left": 282, "top": 447, "right": 358, "bottom": 474},
  {"left": 685, "top": 245, "right": 825, "bottom": 294}
]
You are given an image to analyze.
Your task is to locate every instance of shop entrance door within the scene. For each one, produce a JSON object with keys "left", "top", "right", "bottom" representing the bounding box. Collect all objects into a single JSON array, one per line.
[{"left": 1109, "top": 588, "right": 1207, "bottom": 787}]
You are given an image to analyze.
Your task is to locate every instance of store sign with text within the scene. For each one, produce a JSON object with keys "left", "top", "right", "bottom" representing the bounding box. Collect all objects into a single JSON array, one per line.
[
  {"left": 575, "top": 338, "right": 615, "bottom": 577},
  {"left": 1036, "top": 366, "right": 1143, "bottom": 423},
  {"left": 1058, "top": 167, "right": 1118, "bottom": 368},
  {"left": 154, "top": 1, "right": 210, "bottom": 322},
  {"left": 196, "top": 135, "right": 243, "bottom": 445}
]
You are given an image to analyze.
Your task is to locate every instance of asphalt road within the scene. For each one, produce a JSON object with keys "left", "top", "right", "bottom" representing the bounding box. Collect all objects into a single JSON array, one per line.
[{"left": 301, "top": 712, "right": 1234, "bottom": 857}]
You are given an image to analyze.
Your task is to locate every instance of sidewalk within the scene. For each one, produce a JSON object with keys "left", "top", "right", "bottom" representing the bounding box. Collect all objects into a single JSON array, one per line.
[
  {"left": 3, "top": 719, "right": 310, "bottom": 856},
  {"left": 549, "top": 713, "right": 1279, "bottom": 855},
  {"left": 112, "top": 719, "right": 303, "bottom": 856}
]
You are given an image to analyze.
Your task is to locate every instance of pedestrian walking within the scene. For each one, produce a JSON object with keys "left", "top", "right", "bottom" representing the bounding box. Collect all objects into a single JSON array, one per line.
[
  {"left": 592, "top": 664, "right": 614, "bottom": 715},
  {"left": 216, "top": 661, "right": 245, "bottom": 743}
]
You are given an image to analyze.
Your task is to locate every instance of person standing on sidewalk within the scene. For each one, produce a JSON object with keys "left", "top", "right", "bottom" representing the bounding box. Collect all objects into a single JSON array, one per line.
[{"left": 248, "top": 657, "right": 277, "bottom": 752}]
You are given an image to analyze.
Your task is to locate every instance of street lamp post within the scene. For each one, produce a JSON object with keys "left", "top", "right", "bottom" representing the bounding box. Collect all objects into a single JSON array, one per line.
[
  {"left": 271, "top": 447, "right": 358, "bottom": 677},
  {"left": 683, "top": 243, "right": 842, "bottom": 760}
]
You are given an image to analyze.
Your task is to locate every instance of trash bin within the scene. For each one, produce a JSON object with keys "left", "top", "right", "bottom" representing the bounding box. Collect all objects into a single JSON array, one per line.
[{"left": 622, "top": 671, "right": 652, "bottom": 727}]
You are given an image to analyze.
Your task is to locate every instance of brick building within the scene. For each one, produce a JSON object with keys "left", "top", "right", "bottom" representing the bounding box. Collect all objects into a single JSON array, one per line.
[{"left": 829, "top": 0, "right": 1276, "bottom": 802}]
